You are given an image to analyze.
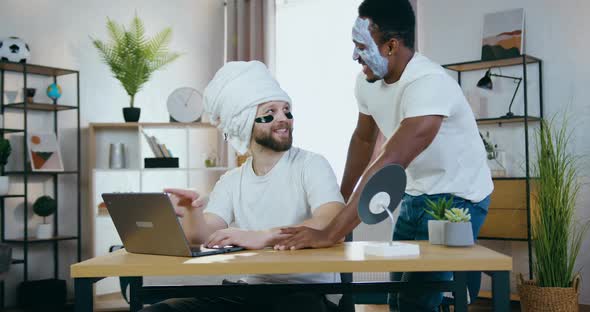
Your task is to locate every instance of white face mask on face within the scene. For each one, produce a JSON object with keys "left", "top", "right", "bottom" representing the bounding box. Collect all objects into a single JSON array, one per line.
[{"left": 352, "top": 17, "right": 389, "bottom": 78}]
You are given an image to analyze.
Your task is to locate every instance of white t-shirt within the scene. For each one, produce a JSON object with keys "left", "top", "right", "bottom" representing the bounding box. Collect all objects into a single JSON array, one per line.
[
  {"left": 205, "top": 147, "right": 344, "bottom": 284},
  {"left": 355, "top": 52, "right": 493, "bottom": 203}
]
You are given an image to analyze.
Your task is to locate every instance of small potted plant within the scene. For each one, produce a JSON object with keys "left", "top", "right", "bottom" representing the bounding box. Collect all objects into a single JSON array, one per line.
[
  {"left": 424, "top": 197, "right": 453, "bottom": 245},
  {"left": 33, "top": 195, "right": 57, "bottom": 239},
  {"left": 0, "top": 138, "right": 11, "bottom": 195},
  {"left": 92, "top": 15, "right": 181, "bottom": 122},
  {"left": 480, "top": 131, "right": 506, "bottom": 177},
  {"left": 443, "top": 208, "right": 474, "bottom": 247}
]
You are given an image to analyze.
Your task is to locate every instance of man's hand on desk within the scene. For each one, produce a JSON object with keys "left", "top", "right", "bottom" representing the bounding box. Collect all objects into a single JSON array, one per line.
[
  {"left": 206, "top": 228, "right": 289, "bottom": 250},
  {"left": 274, "top": 226, "right": 337, "bottom": 250},
  {"left": 164, "top": 188, "right": 207, "bottom": 218}
]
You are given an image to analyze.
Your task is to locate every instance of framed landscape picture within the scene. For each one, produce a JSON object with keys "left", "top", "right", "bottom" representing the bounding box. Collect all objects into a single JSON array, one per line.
[
  {"left": 481, "top": 8, "right": 524, "bottom": 61},
  {"left": 27, "top": 133, "right": 64, "bottom": 171}
]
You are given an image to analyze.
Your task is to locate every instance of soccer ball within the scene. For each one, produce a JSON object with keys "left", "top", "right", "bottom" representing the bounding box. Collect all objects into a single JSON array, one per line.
[{"left": 0, "top": 37, "right": 31, "bottom": 63}]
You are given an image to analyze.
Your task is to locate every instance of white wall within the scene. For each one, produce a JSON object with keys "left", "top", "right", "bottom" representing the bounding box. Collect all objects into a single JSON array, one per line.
[
  {"left": 418, "top": 0, "right": 590, "bottom": 304},
  {"left": 0, "top": 0, "right": 225, "bottom": 306},
  {"left": 276, "top": 0, "right": 363, "bottom": 182}
]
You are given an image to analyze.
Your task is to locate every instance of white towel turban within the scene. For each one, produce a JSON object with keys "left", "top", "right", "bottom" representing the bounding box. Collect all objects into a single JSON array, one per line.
[{"left": 203, "top": 61, "right": 292, "bottom": 155}]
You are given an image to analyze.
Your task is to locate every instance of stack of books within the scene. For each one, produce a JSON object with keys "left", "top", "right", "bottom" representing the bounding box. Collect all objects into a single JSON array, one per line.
[
  {"left": 142, "top": 130, "right": 178, "bottom": 168},
  {"left": 142, "top": 130, "right": 173, "bottom": 158}
]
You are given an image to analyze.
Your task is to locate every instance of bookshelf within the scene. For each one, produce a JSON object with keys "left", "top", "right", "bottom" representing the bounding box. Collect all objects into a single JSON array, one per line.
[{"left": 88, "top": 122, "right": 235, "bottom": 296}]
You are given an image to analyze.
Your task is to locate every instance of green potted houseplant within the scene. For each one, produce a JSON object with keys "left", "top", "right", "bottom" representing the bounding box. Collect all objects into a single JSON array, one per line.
[
  {"left": 92, "top": 15, "right": 180, "bottom": 122},
  {"left": 518, "top": 117, "right": 589, "bottom": 310},
  {"left": 33, "top": 195, "right": 57, "bottom": 239},
  {"left": 443, "top": 208, "right": 474, "bottom": 246},
  {"left": 0, "top": 138, "right": 11, "bottom": 195},
  {"left": 424, "top": 197, "right": 453, "bottom": 245}
]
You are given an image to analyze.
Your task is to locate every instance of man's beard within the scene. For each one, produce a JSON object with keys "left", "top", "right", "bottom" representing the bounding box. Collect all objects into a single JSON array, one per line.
[
  {"left": 365, "top": 76, "right": 381, "bottom": 83},
  {"left": 254, "top": 128, "right": 293, "bottom": 152}
]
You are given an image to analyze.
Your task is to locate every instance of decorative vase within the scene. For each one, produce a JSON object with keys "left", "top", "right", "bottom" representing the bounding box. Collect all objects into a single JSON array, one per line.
[
  {"left": 5, "top": 90, "right": 18, "bottom": 103},
  {"left": 444, "top": 222, "right": 474, "bottom": 246},
  {"left": 123, "top": 107, "right": 140, "bottom": 122},
  {"left": 23, "top": 87, "right": 36, "bottom": 103},
  {"left": 427, "top": 220, "right": 448, "bottom": 245},
  {"left": 0, "top": 176, "right": 9, "bottom": 195},
  {"left": 109, "top": 143, "right": 126, "bottom": 169},
  {"left": 36, "top": 223, "right": 53, "bottom": 239}
]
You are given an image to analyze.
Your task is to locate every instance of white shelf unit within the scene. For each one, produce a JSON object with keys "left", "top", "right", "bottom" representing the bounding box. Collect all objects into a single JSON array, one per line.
[{"left": 88, "top": 122, "right": 236, "bottom": 296}]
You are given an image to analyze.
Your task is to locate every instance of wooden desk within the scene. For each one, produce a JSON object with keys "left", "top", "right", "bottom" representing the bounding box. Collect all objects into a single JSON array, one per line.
[{"left": 71, "top": 241, "right": 512, "bottom": 312}]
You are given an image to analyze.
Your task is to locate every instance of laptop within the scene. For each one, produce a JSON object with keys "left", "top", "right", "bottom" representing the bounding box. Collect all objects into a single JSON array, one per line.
[{"left": 101, "top": 192, "right": 245, "bottom": 257}]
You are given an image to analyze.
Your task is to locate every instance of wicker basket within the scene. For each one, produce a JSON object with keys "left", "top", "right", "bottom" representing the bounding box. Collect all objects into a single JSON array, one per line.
[{"left": 518, "top": 273, "right": 581, "bottom": 312}]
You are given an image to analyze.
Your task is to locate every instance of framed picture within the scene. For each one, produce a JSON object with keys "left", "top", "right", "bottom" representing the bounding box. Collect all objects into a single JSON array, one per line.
[
  {"left": 27, "top": 133, "right": 64, "bottom": 171},
  {"left": 481, "top": 8, "right": 524, "bottom": 61}
]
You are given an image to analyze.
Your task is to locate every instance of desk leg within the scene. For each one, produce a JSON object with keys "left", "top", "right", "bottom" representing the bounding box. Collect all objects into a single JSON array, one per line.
[
  {"left": 453, "top": 271, "right": 468, "bottom": 312},
  {"left": 491, "top": 271, "right": 510, "bottom": 312},
  {"left": 75, "top": 278, "right": 95, "bottom": 312},
  {"left": 128, "top": 276, "right": 144, "bottom": 312}
]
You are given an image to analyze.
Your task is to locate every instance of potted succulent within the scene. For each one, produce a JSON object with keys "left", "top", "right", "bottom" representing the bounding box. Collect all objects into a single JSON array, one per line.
[
  {"left": 33, "top": 195, "right": 57, "bottom": 239},
  {"left": 0, "top": 138, "right": 11, "bottom": 195},
  {"left": 92, "top": 15, "right": 180, "bottom": 122},
  {"left": 518, "top": 118, "right": 589, "bottom": 311},
  {"left": 443, "top": 208, "right": 474, "bottom": 247},
  {"left": 424, "top": 197, "right": 453, "bottom": 245}
]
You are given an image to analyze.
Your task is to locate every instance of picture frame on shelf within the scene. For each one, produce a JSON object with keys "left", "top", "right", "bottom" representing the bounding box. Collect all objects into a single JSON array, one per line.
[
  {"left": 27, "top": 132, "right": 64, "bottom": 172},
  {"left": 481, "top": 8, "right": 525, "bottom": 61}
]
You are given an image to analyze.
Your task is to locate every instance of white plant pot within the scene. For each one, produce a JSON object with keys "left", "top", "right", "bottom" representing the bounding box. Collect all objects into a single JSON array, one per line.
[
  {"left": 427, "top": 220, "right": 448, "bottom": 245},
  {"left": 36, "top": 223, "right": 53, "bottom": 239},
  {"left": 444, "top": 222, "right": 474, "bottom": 247},
  {"left": 0, "top": 176, "right": 9, "bottom": 195}
]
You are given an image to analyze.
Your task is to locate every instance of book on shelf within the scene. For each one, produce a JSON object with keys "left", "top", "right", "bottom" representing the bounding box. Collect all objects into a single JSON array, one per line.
[
  {"left": 141, "top": 130, "right": 162, "bottom": 157},
  {"left": 141, "top": 130, "right": 175, "bottom": 158},
  {"left": 161, "top": 144, "right": 171, "bottom": 158}
]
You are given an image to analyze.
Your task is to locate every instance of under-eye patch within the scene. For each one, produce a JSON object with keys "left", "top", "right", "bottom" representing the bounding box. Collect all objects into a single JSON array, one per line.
[{"left": 254, "top": 112, "right": 293, "bottom": 123}]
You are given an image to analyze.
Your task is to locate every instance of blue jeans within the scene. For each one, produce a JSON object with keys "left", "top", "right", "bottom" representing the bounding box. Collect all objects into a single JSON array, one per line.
[{"left": 388, "top": 193, "right": 490, "bottom": 312}]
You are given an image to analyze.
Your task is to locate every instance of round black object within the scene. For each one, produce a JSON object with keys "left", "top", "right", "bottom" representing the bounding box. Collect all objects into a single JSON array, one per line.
[
  {"left": 33, "top": 195, "right": 56, "bottom": 217},
  {"left": 123, "top": 107, "right": 141, "bottom": 122},
  {"left": 358, "top": 164, "right": 406, "bottom": 224}
]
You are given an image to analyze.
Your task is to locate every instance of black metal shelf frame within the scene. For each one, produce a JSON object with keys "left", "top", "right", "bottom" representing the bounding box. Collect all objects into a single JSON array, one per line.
[
  {"left": 0, "top": 60, "right": 81, "bottom": 308},
  {"left": 443, "top": 54, "right": 543, "bottom": 280}
]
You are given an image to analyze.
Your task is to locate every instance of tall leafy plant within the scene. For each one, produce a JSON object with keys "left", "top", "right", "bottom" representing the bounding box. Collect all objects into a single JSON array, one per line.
[
  {"left": 532, "top": 117, "right": 589, "bottom": 287},
  {"left": 92, "top": 15, "right": 181, "bottom": 108}
]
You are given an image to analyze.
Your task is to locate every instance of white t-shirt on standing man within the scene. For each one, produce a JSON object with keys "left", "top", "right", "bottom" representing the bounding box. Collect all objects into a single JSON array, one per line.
[{"left": 355, "top": 52, "right": 493, "bottom": 203}]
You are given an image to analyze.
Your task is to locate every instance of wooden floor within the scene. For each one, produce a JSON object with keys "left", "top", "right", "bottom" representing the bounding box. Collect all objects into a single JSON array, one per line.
[{"left": 6, "top": 294, "right": 589, "bottom": 311}]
